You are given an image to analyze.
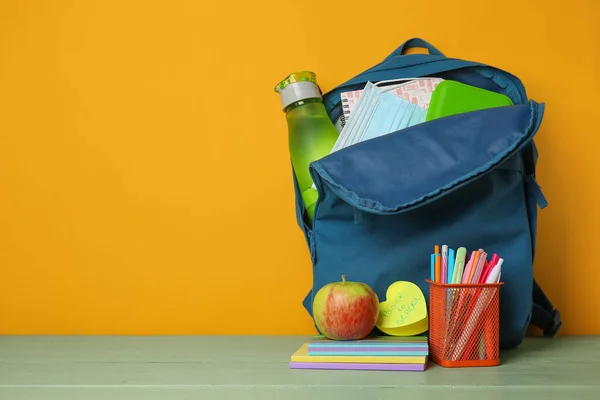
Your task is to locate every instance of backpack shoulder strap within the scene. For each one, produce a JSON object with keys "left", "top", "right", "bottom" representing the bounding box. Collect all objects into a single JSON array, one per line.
[{"left": 531, "top": 279, "right": 562, "bottom": 337}]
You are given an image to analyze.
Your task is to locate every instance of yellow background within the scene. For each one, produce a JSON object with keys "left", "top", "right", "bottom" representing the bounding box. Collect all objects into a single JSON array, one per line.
[{"left": 1, "top": 0, "right": 598, "bottom": 335}]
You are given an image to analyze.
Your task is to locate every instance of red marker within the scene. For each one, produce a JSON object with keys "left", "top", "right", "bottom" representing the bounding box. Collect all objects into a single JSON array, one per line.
[{"left": 480, "top": 254, "right": 499, "bottom": 283}]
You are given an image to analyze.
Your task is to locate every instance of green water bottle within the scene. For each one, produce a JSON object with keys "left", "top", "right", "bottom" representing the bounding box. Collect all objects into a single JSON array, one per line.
[{"left": 275, "top": 71, "right": 339, "bottom": 224}]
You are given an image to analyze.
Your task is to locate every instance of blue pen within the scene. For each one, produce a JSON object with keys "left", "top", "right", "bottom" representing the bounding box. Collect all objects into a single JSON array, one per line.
[
  {"left": 447, "top": 248, "right": 455, "bottom": 284},
  {"left": 430, "top": 254, "right": 435, "bottom": 281}
]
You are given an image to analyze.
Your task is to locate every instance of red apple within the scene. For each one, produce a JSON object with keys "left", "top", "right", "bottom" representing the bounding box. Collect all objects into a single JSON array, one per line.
[{"left": 313, "top": 275, "right": 379, "bottom": 340}]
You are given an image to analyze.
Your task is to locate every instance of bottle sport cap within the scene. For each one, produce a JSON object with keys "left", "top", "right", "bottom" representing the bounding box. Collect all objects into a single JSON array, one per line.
[{"left": 274, "top": 71, "right": 322, "bottom": 111}]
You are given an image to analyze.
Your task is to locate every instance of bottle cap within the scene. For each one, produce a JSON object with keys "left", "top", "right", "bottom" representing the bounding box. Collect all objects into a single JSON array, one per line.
[{"left": 274, "top": 71, "right": 321, "bottom": 111}]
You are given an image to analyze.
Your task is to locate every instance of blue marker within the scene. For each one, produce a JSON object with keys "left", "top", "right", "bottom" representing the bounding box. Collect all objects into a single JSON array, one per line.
[
  {"left": 430, "top": 253, "right": 436, "bottom": 281},
  {"left": 447, "top": 248, "right": 455, "bottom": 284}
]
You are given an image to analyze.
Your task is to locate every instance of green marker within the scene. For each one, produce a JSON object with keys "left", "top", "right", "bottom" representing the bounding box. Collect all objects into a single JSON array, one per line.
[
  {"left": 275, "top": 71, "right": 339, "bottom": 224},
  {"left": 452, "top": 247, "right": 468, "bottom": 284}
]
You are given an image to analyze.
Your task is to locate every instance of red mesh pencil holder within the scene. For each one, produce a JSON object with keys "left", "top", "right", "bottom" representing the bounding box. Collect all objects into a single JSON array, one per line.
[{"left": 427, "top": 279, "right": 503, "bottom": 368}]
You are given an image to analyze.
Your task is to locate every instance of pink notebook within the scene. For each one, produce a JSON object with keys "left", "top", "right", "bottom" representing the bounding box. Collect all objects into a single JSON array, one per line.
[
  {"left": 340, "top": 78, "right": 443, "bottom": 126},
  {"left": 290, "top": 361, "right": 427, "bottom": 371}
]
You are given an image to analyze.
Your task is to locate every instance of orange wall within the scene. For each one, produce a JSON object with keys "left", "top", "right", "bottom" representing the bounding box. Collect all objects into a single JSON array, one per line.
[{"left": 0, "top": 0, "right": 598, "bottom": 335}]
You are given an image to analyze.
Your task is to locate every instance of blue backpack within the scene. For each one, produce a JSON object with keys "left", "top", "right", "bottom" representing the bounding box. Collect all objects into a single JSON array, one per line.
[{"left": 292, "top": 38, "right": 561, "bottom": 349}]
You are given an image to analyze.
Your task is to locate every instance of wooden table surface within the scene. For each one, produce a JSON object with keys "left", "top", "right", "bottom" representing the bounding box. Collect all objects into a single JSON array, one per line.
[{"left": 1, "top": 335, "right": 599, "bottom": 399}]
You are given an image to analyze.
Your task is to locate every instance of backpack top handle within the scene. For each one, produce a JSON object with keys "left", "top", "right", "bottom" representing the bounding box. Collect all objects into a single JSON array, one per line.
[{"left": 385, "top": 38, "right": 445, "bottom": 59}]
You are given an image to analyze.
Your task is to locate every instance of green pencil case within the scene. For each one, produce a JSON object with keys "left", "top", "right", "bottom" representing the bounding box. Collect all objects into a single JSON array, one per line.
[{"left": 425, "top": 80, "right": 513, "bottom": 121}]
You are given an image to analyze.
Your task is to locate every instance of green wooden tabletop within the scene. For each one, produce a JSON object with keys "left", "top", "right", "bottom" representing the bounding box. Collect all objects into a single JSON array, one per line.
[{"left": 1, "top": 335, "right": 599, "bottom": 399}]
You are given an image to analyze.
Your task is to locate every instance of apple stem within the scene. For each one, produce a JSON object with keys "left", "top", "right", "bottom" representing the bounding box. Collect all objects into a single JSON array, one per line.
[{"left": 341, "top": 275, "right": 346, "bottom": 284}]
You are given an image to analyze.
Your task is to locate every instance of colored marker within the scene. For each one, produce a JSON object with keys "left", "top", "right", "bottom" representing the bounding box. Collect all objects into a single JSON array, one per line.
[
  {"left": 471, "top": 251, "right": 487, "bottom": 283},
  {"left": 486, "top": 259, "right": 503, "bottom": 283},
  {"left": 466, "top": 250, "right": 482, "bottom": 283},
  {"left": 434, "top": 245, "right": 440, "bottom": 283},
  {"left": 441, "top": 245, "right": 448, "bottom": 284},
  {"left": 447, "top": 248, "right": 455, "bottom": 284},
  {"left": 461, "top": 251, "right": 476, "bottom": 283},
  {"left": 452, "top": 247, "right": 467, "bottom": 284},
  {"left": 480, "top": 254, "right": 499, "bottom": 283}
]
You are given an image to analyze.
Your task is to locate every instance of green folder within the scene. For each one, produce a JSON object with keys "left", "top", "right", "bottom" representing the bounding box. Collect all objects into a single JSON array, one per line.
[{"left": 425, "top": 80, "right": 513, "bottom": 121}]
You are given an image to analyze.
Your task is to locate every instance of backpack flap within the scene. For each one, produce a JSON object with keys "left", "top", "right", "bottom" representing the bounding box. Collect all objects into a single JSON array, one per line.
[
  {"left": 310, "top": 102, "right": 544, "bottom": 216},
  {"left": 306, "top": 102, "right": 545, "bottom": 349}
]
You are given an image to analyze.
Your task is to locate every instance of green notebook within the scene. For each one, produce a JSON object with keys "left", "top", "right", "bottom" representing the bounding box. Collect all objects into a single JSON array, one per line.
[
  {"left": 311, "top": 334, "right": 427, "bottom": 342},
  {"left": 425, "top": 80, "right": 513, "bottom": 121}
]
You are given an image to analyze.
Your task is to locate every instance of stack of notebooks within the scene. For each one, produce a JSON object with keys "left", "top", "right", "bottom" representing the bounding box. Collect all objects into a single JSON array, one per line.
[{"left": 290, "top": 335, "right": 429, "bottom": 371}]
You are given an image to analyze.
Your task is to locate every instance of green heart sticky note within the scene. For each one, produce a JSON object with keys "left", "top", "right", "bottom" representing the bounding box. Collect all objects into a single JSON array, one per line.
[{"left": 376, "top": 281, "right": 428, "bottom": 336}]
